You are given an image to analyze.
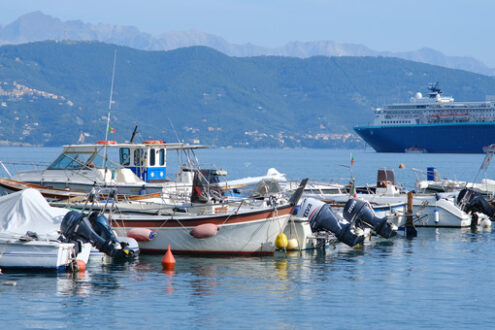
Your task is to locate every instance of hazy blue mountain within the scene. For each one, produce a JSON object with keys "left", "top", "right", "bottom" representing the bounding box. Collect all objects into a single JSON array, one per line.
[
  {"left": 1, "top": 41, "right": 495, "bottom": 148},
  {"left": 1, "top": 11, "right": 494, "bottom": 76}
]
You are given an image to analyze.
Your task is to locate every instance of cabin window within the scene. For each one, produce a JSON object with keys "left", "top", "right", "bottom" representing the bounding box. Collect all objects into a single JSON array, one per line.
[
  {"left": 134, "top": 149, "right": 144, "bottom": 166},
  {"left": 159, "top": 149, "right": 165, "bottom": 166},
  {"left": 120, "top": 148, "right": 130, "bottom": 166},
  {"left": 150, "top": 148, "right": 156, "bottom": 166},
  {"left": 48, "top": 152, "right": 93, "bottom": 170}
]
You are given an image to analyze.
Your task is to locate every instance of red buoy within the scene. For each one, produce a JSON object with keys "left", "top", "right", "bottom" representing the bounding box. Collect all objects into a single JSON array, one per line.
[
  {"left": 161, "top": 245, "right": 176, "bottom": 270},
  {"left": 76, "top": 259, "right": 86, "bottom": 272},
  {"left": 127, "top": 228, "right": 156, "bottom": 241},
  {"left": 190, "top": 223, "right": 219, "bottom": 239}
]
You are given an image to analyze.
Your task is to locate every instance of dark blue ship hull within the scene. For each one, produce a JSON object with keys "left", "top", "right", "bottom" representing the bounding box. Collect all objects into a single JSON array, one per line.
[{"left": 354, "top": 122, "right": 495, "bottom": 153}]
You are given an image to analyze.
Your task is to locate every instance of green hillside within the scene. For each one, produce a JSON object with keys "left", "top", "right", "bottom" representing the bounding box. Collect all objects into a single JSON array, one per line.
[{"left": 1, "top": 41, "right": 494, "bottom": 147}]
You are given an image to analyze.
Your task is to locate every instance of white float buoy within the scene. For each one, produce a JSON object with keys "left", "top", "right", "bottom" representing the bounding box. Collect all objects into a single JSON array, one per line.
[{"left": 286, "top": 238, "right": 299, "bottom": 250}]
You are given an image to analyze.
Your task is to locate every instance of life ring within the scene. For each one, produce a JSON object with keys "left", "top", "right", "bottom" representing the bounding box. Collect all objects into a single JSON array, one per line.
[
  {"left": 143, "top": 139, "right": 163, "bottom": 144},
  {"left": 97, "top": 140, "right": 117, "bottom": 145}
]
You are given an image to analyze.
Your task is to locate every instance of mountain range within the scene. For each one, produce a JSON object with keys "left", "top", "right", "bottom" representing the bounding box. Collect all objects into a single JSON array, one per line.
[
  {"left": 1, "top": 11, "right": 494, "bottom": 76},
  {"left": 1, "top": 41, "right": 495, "bottom": 148}
]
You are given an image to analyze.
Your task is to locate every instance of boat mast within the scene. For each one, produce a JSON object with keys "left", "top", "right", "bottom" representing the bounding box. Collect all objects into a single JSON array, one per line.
[{"left": 103, "top": 50, "right": 117, "bottom": 175}]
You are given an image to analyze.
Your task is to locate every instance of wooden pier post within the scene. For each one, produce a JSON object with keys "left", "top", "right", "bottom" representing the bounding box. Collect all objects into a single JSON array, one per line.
[{"left": 405, "top": 191, "right": 417, "bottom": 237}]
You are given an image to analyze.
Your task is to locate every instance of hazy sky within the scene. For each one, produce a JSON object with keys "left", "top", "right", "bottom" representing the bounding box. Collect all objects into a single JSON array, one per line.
[{"left": 1, "top": 0, "right": 494, "bottom": 66}]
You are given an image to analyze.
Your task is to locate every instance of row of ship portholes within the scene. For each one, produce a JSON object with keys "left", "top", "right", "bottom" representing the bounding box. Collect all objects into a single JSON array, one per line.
[{"left": 382, "top": 121, "right": 410, "bottom": 124}]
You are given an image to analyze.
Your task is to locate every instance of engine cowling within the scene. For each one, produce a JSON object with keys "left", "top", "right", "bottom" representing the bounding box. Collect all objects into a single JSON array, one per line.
[
  {"left": 343, "top": 198, "right": 396, "bottom": 238},
  {"left": 457, "top": 188, "right": 495, "bottom": 218},
  {"left": 297, "top": 198, "right": 364, "bottom": 247}
]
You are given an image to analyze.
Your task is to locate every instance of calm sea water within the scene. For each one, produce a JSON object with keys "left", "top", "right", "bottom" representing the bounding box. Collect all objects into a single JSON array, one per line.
[{"left": 1, "top": 147, "right": 494, "bottom": 328}]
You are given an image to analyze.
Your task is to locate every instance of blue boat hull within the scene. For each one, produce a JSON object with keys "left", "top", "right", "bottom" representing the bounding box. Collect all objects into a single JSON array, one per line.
[{"left": 354, "top": 122, "right": 495, "bottom": 153}]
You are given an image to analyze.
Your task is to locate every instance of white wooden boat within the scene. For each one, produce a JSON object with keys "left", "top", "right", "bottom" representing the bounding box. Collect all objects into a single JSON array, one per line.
[
  {"left": 110, "top": 180, "right": 308, "bottom": 255},
  {"left": 112, "top": 201, "right": 293, "bottom": 255}
]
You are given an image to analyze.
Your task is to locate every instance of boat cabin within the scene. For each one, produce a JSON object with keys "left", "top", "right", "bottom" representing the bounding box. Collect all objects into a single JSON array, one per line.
[
  {"left": 47, "top": 140, "right": 208, "bottom": 183},
  {"left": 118, "top": 140, "right": 167, "bottom": 182}
]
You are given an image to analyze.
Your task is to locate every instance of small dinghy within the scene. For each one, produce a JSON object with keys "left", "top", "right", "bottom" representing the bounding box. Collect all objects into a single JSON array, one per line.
[
  {"left": 0, "top": 189, "right": 136, "bottom": 271},
  {"left": 0, "top": 189, "right": 87, "bottom": 271}
]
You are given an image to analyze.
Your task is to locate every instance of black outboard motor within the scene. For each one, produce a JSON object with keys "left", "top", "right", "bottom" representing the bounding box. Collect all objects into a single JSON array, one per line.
[
  {"left": 343, "top": 198, "right": 397, "bottom": 239},
  {"left": 457, "top": 188, "right": 495, "bottom": 218},
  {"left": 61, "top": 211, "right": 133, "bottom": 259},
  {"left": 297, "top": 198, "right": 364, "bottom": 247},
  {"left": 88, "top": 212, "right": 119, "bottom": 243}
]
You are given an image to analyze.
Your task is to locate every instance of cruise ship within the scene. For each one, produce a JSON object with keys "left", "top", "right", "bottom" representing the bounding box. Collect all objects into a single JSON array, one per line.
[{"left": 354, "top": 84, "right": 495, "bottom": 153}]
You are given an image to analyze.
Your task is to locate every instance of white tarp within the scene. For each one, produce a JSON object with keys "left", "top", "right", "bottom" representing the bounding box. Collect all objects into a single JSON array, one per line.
[{"left": 0, "top": 188, "right": 69, "bottom": 237}]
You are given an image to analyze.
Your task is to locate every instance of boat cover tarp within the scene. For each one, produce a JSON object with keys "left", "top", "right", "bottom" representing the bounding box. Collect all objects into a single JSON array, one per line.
[{"left": 0, "top": 188, "right": 68, "bottom": 236}]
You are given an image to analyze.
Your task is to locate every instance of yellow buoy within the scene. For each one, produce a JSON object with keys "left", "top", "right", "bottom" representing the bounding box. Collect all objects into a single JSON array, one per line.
[
  {"left": 286, "top": 238, "right": 299, "bottom": 251},
  {"left": 275, "top": 233, "right": 288, "bottom": 249}
]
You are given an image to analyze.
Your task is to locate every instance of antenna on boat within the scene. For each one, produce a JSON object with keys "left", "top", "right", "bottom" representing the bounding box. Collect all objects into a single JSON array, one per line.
[
  {"left": 130, "top": 125, "right": 138, "bottom": 143},
  {"left": 103, "top": 50, "right": 117, "bottom": 175}
]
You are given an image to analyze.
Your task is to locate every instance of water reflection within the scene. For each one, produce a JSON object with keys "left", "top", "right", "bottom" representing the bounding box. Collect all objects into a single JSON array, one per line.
[{"left": 189, "top": 263, "right": 218, "bottom": 296}]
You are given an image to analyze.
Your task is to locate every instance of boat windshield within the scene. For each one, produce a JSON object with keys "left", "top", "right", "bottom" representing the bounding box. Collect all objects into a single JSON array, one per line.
[{"left": 47, "top": 151, "right": 120, "bottom": 170}]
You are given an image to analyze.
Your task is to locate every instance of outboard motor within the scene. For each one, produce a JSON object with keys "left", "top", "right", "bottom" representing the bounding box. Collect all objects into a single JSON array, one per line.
[
  {"left": 88, "top": 212, "right": 119, "bottom": 243},
  {"left": 61, "top": 211, "right": 133, "bottom": 259},
  {"left": 297, "top": 198, "right": 364, "bottom": 247},
  {"left": 343, "top": 198, "right": 397, "bottom": 239},
  {"left": 457, "top": 188, "right": 495, "bottom": 218}
]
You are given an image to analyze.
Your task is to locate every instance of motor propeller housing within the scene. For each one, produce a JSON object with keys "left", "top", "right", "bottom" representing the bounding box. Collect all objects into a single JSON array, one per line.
[{"left": 343, "top": 198, "right": 397, "bottom": 239}]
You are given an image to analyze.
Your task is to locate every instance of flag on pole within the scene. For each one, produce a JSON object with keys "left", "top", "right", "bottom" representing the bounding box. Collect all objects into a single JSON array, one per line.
[
  {"left": 350, "top": 153, "right": 355, "bottom": 166},
  {"left": 108, "top": 126, "right": 116, "bottom": 134}
]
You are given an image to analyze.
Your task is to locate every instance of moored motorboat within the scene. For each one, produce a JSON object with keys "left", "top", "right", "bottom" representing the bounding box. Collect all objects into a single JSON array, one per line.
[
  {"left": 10, "top": 141, "right": 209, "bottom": 196},
  {"left": 0, "top": 189, "right": 89, "bottom": 270},
  {"left": 0, "top": 188, "right": 136, "bottom": 271}
]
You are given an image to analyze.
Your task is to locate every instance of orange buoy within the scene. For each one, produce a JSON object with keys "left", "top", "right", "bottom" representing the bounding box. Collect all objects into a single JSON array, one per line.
[
  {"left": 161, "top": 245, "right": 176, "bottom": 270},
  {"left": 76, "top": 259, "right": 86, "bottom": 272},
  {"left": 127, "top": 228, "right": 156, "bottom": 241},
  {"left": 399, "top": 163, "right": 406, "bottom": 169},
  {"left": 143, "top": 139, "right": 163, "bottom": 144},
  {"left": 190, "top": 223, "right": 219, "bottom": 239}
]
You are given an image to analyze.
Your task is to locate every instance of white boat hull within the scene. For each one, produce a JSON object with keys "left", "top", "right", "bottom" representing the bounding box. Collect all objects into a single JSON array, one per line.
[
  {"left": 0, "top": 238, "right": 74, "bottom": 270},
  {"left": 360, "top": 195, "right": 470, "bottom": 228},
  {"left": 113, "top": 213, "right": 290, "bottom": 255}
]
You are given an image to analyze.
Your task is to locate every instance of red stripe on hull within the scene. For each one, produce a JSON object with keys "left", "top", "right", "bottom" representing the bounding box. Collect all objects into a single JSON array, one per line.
[{"left": 111, "top": 205, "right": 293, "bottom": 228}]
